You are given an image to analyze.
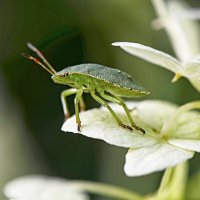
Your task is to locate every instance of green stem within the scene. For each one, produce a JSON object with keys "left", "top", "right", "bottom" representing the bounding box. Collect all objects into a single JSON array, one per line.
[
  {"left": 70, "top": 180, "right": 143, "bottom": 200},
  {"left": 151, "top": 0, "right": 168, "bottom": 17},
  {"left": 157, "top": 167, "right": 173, "bottom": 196},
  {"left": 156, "top": 162, "right": 188, "bottom": 200}
]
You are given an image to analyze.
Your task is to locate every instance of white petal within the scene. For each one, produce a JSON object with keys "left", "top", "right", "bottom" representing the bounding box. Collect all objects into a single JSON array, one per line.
[
  {"left": 152, "top": 0, "right": 200, "bottom": 61},
  {"left": 180, "top": 9, "right": 200, "bottom": 20},
  {"left": 167, "top": 1, "right": 200, "bottom": 61},
  {"left": 183, "top": 60, "right": 200, "bottom": 92},
  {"left": 184, "top": 60, "right": 200, "bottom": 78},
  {"left": 175, "top": 113, "right": 200, "bottom": 139},
  {"left": 187, "top": 78, "right": 200, "bottom": 93},
  {"left": 161, "top": 101, "right": 200, "bottom": 139},
  {"left": 124, "top": 143, "right": 194, "bottom": 176},
  {"left": 4, "top": 175, "right": 48, "bottom": 198},
  {"left": 112, "top": 42, "right": 182, "bottom": 73},
  {"left": 169, "top": 139, "right": 200, "bottom": 152},
  {"left": 184, "top": 60, "right": 200, "bottom": 69},
  {"left": 4, "top": 175, "right": 89, "bottom": 200},
  {"left": 62, "top": 107, "right": 157, "bottom": 148},
  {"left": 136, "top": 100, "right": 177, "bottom": 131}
]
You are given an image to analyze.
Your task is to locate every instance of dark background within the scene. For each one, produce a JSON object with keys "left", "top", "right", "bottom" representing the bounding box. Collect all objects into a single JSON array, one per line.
[{"left": 0, "top": 0, "right": 199, "bottom": 199}]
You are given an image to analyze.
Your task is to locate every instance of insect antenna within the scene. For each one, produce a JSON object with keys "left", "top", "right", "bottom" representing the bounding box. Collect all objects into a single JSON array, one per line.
[
  {"left": 27, "top": 43, "right": 56, "bottom": 74},
  {"left": 21, "top": 52, "right": 54, "bottom": 75}
]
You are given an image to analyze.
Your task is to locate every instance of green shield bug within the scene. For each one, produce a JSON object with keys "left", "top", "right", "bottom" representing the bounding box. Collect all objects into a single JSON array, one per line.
[{"left": 22, "top": 43, "right": 150, "bottom": 133}]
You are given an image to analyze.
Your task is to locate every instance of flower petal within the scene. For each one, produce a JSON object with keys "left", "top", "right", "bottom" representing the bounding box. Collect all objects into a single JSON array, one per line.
[
  {"left": 188, "top": 78, "right": 200, "bottom": 93},
  {"left": 168, "top": 139, "right": 200, "bottom": 152},
  {"left": 112, "top": 42, "right": 182, "bottom": 73},
  {"left": 173, "top": 113, "right": 200, "bottom": 139},
  {"left": 183, "top": 60, "right": 200, "bottom": 92},
  {"left": 162, "top": 101, "right": 200, "bottom": 139},
  {"left": 184, "top": 60, "right": 200, "bottom": 69},
  {"left": 62, "top": 105, "right": 157, "bottom": 148},
  {"left": 4, "top": 175, "right": 89, "bottom": 200},
  {"left": 152, "top": 0, "right": 200, "bottom": 61},
  {"left": 135, "top": 100, "right": 177, "bottom": 132},
  {"left": 167, "top": 1, "right": 200, "bottom": 61},
  {"left": 124, "top": 143, "right": 194, "bottom": 176},
  {"left": 180, "top": 9, "right": 200, "bottom": 20}
]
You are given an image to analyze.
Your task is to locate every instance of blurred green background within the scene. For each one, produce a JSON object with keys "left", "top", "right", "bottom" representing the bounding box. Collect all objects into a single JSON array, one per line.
[{"left": 0, "top": 0, "right": 199, "bottom": 199}]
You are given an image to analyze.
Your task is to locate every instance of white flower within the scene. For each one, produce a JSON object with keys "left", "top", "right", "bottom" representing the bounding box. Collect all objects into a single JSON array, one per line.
[
  {"left": 4, "top": 175, "right": 89, "bottom": 200},
  {"left": 62, "top": 100, "right": 200, "bottom": 176},
  {"left": 112, "top": 42, "right": 200, "bottom": 92},
  {"left": 151, "top": 0, "right": 200, "bottom": 61},
  {"left": 179, "top": 9, "right": 200, "bottom": 20}
]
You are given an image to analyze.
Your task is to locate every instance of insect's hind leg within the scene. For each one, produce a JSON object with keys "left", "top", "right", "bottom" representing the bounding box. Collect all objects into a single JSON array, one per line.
[
  {"left": 91, "top": 91, "right": 132, "bottom": 131},
  {"left": 74, "top": 89, "right": 84, "bottom": 132},
  {"left": 100, "top": 92, "right": 145, "bottom": 134}
]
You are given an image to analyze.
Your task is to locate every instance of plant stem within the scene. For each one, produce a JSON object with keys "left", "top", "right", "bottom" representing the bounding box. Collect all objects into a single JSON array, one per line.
[
  {"left": 70, "top": 180, "right": 143, "bottom": 200},
  {"left": 156, "top": 163, "right": 188, "bottom": 200}
]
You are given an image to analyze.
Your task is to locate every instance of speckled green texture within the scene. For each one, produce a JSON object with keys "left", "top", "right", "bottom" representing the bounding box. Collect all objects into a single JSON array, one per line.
[{"left": 55, "top": 63, "right": 149, "bottom": 94}]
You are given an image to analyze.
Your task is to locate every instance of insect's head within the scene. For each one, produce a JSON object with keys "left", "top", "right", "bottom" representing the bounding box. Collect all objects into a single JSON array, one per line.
[
  {"left": 51, "top": 69, "right": 72, "bottom": 85},
  {"left": 22, "top": 43, "right": 57, "bottom": 76}
]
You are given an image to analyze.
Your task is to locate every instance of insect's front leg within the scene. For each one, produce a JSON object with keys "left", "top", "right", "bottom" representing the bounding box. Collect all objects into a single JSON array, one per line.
[
  {"left": 61, "top": 88, "right": 78, "bottom": 120},
  {"left": 79, "top": 96, "right": 86, "bottom": 112},
  {"left": 74, "top": 90, "right": 84, "bottom": 132}
]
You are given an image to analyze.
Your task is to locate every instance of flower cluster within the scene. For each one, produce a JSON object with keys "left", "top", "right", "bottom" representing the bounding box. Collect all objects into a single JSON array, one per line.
[{"left": 62, "top": 100, "right": 200, "bottom": 176}]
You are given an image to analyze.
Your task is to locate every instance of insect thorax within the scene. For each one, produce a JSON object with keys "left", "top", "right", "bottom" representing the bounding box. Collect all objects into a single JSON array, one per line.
[{"left": 68, "top": 73, "right": 106, "bottom": 92}]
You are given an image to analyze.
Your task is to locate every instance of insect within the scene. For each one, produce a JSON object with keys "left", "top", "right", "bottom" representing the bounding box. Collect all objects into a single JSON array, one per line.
[{"left": 22, "top": 43, "right": 150, "bottom": 133}]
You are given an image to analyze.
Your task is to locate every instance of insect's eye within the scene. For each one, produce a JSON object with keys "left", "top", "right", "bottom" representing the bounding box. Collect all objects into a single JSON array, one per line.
[{"left": 60, "top": 72, "right": 68, "bottom": 77}]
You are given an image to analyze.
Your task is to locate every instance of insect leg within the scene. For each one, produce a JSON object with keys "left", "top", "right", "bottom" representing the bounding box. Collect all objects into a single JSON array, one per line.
[
  {"left": 79, "top": 96, "right": 86, "bottom": 112},
  {"left": 100, "top": 92, "right": 145, "bottom": 134},
  {"left": 74, "top": 90, "right": 84, "bottom": 131},
  {"left": 91, "top": 91, "right": 132, "bottom": 131},
  {"left": 61, "top": 88, "right": 78, "bottom": 120}
]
